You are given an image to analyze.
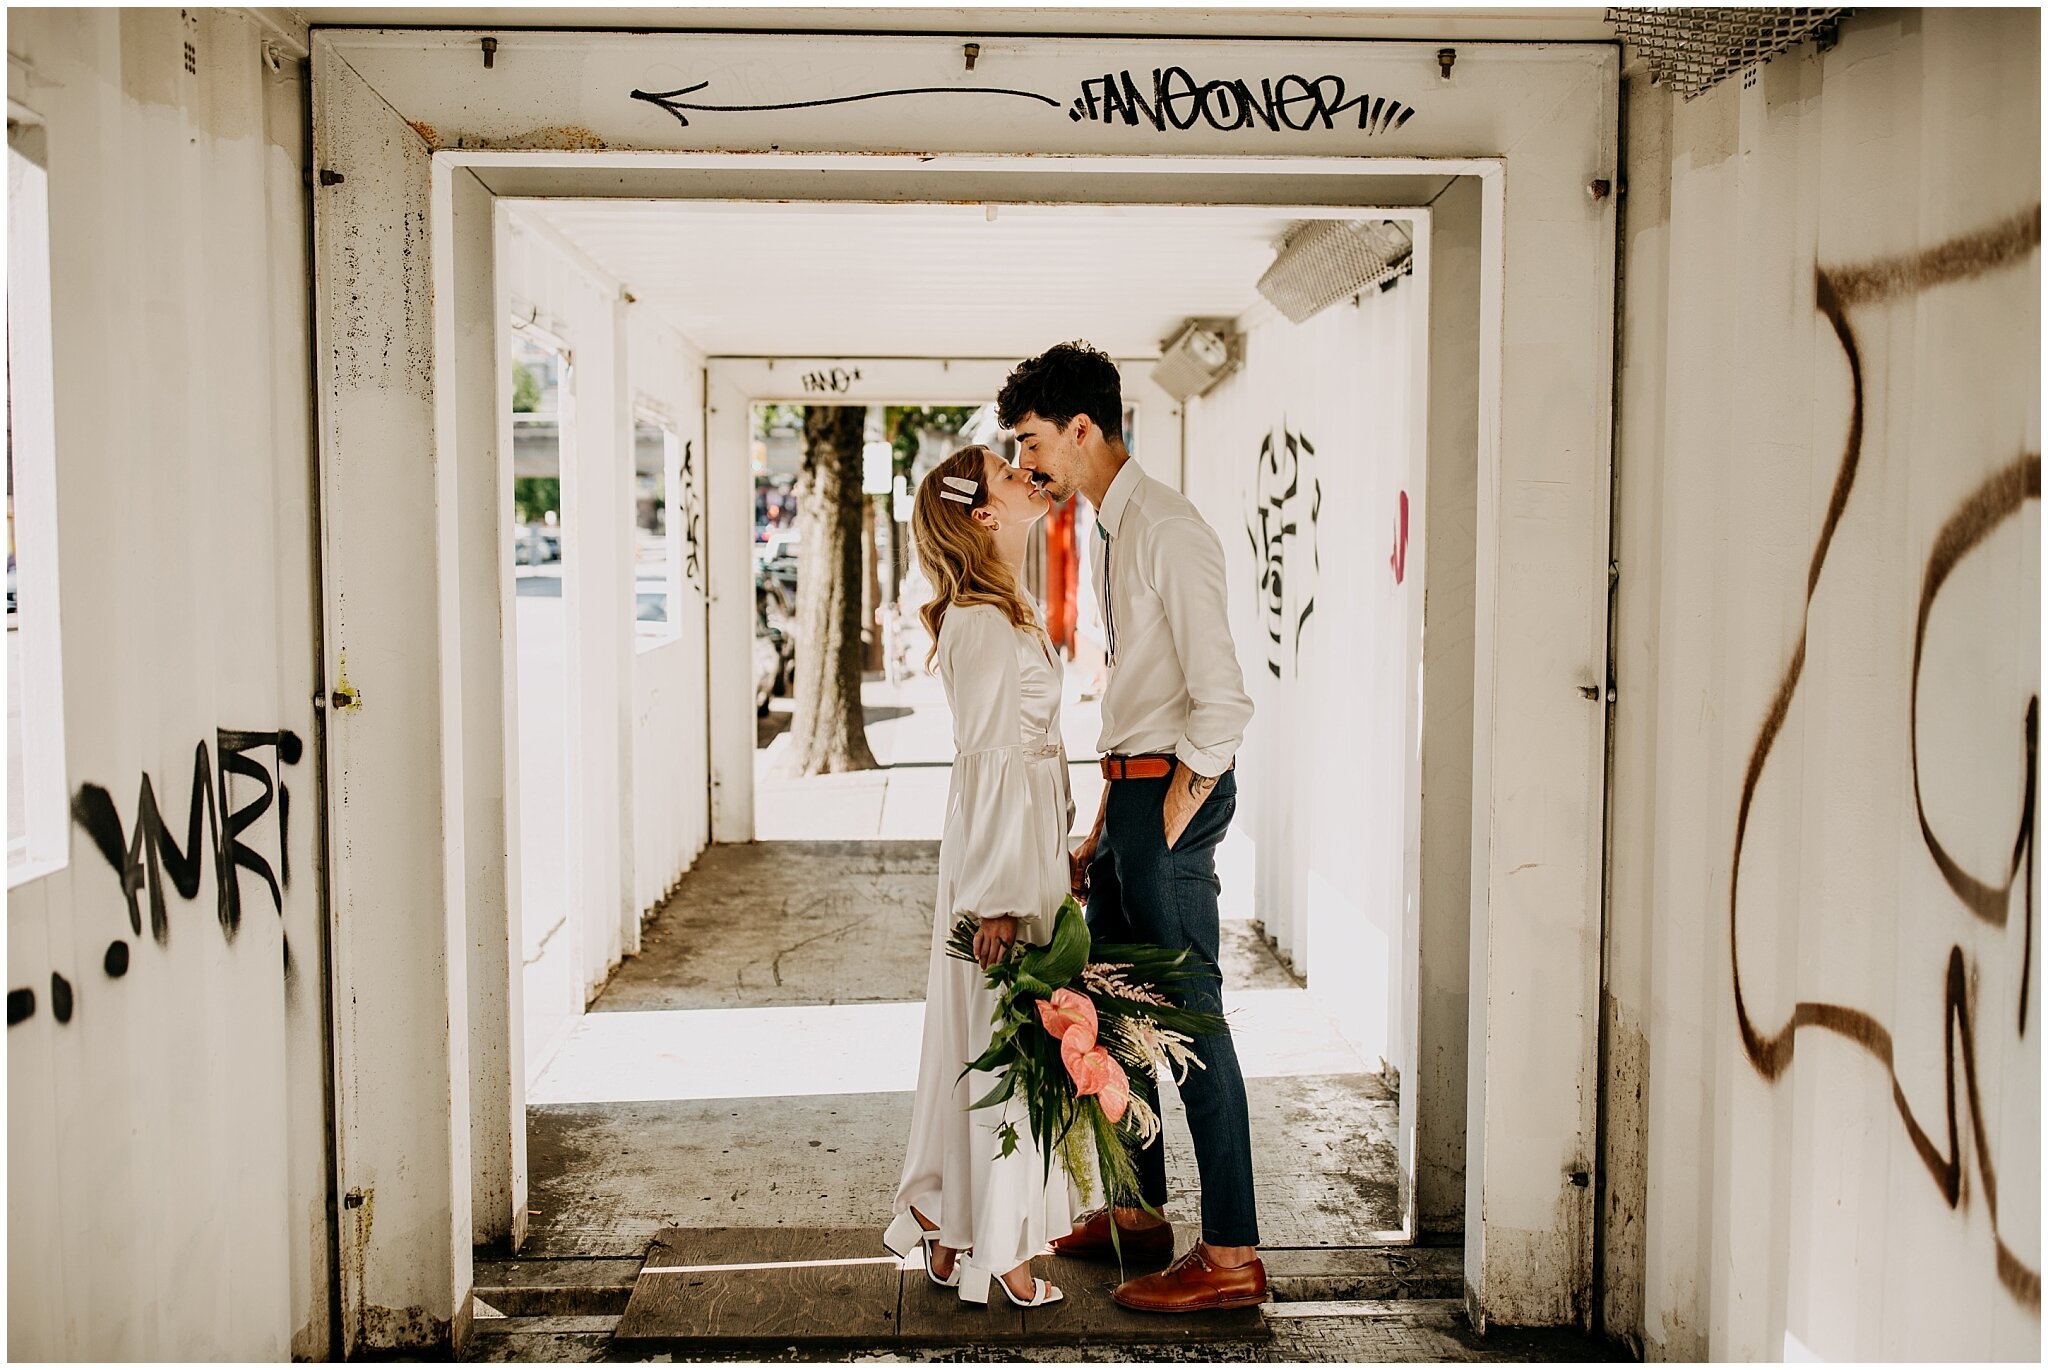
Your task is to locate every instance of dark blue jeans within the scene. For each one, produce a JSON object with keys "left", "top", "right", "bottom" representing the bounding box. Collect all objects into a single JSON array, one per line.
[{"left": 1085, "top": 768, "right": 1259, "bottom": 1247}]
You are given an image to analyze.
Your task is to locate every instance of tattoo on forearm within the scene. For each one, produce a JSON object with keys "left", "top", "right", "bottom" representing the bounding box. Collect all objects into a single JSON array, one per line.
[{"left": 1184, "top": 772, "right": 1218, "bottom": 802}]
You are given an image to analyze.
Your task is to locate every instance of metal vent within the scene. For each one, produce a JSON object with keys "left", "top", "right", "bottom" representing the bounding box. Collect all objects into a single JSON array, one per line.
[
  {"left": 1151, "top": 318, "right": 1241, "bottom": 402},
  {"left": 1607, "top": 8, "right": 1847, "bottom": 100},
  {"left": 1256, "top": 220, "right": 1413, "bottom": 325}
]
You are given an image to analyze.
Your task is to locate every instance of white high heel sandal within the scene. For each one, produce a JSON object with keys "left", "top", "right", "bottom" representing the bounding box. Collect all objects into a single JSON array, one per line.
[
  {"left": 957, "top": 1262, "right": 1064, "bottom": 1309},
  {"left": 883, "top": 1210, "right": 968, "bottom": 1289}
]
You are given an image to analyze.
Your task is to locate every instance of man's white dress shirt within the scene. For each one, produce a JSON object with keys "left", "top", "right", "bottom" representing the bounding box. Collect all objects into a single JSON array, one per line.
[{"left": 1090, "top": 458, "right": 1254, "bottom": 778}]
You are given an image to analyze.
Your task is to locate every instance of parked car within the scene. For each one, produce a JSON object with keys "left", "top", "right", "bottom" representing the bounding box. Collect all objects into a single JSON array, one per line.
[{"left": 515, "top": 524, "right": 562, "bottom": 566}]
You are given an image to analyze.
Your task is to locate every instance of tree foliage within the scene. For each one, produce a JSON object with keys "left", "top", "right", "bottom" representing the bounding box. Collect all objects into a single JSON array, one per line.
[
  {"left": 885, "top": 405, "right": 979, "bottom": 473},
  {"left": 513, "top": 477, "right": 560, "bottom": 524},
  {"left": 512, "top": 361, "right": 542, "bottom": 414}
]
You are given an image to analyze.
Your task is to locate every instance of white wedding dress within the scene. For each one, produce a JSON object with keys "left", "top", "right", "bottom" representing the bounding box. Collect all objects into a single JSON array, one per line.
[{"left": 889, "top": 600, "right": 1082, "bottom": 1276}]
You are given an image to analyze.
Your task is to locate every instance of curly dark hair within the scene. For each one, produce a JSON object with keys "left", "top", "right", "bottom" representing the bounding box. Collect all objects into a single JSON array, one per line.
[{"left": 995, "top": 341, "right": 1124, "bottom": 442}]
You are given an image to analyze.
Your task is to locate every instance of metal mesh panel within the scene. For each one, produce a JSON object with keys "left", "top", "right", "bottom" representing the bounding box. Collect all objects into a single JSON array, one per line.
[
  {"left": 1607, "top": 8, "right": 1847, "bottom": 100},
  {"left": 1255, "top": 219, "right": 1413, "bottom": 325}
]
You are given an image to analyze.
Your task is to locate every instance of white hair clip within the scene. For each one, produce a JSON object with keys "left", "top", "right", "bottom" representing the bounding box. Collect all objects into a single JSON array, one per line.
[{"left": 938, "top": 475, "right": 978, "bottom": 506}]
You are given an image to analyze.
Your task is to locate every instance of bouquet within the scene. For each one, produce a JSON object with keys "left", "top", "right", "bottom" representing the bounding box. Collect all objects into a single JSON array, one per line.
[{"left": 945, "top": 896, "right": 1225, "bottom": 1250}]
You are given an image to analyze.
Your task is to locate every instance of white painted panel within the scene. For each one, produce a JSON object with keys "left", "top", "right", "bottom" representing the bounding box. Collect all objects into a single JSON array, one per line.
[
  {"left": 312, "top": 33, "right": 470, "bottom": 1355},
  {"left": 1612, "top": 9, "right": 2042, "bottom": 1361},
  {"left": 1186, "top": 273, "right": 1426, "bottom": 1076},
  {"left": 6, "top": 8, "right": 323, "bottom": 1359},
  {"left": 629, "top": 314, "right": 712, "bottom": 913}
]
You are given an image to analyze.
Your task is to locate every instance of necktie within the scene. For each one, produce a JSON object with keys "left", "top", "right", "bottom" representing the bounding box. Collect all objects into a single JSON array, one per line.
[{"left": 1097, "top": 519, "right": 1117, "bottom": 665}]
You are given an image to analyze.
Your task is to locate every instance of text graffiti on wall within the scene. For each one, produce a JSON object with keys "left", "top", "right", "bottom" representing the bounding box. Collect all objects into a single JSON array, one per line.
[
  {"left": 1069, "top": 69, "right": 1416, "bottom": 135},
  {"left": 629, "top": 71, "right": 1418, "bottom": 137},
  {"left": 678, "top": 438, "right": 705, "bottom": 591},
  {"left": 1729, "top": 204, "right": 2042, "bottom": 1312},
  {"left": 1245, "top": 424, "right": 1322, "bottom": 678},
  {"left": 7, "top": 729, "right": 304, "bottom": 1029},
  {"left": 801, "top": 366, "right": 862, "bottom": 395}
]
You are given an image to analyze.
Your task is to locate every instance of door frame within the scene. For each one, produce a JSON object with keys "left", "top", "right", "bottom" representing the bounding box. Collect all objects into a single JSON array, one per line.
[{"left": 311, "top": 31, "right": 1616, "bottom": 1351}]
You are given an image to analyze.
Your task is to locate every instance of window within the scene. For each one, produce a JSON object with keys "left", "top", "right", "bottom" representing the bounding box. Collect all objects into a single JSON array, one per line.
[
  {"left": 633, "top": 415, "right": 681, "bottom": 647},
  {"left": 8, "top": 120, "right": 69, "bottom": 886},
  {"left": 510, "top": 329, "right": 566, "bottom": 577}
]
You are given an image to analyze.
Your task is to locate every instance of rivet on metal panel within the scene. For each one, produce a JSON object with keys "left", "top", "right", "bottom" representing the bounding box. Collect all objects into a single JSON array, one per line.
[
  {"left": 1589, "top": 179, "right": 1612, "bottom": 202},
  {"left": 1569, "top": 1170, "right": 1590, "bottom": 1188},
  {"left": 964, "top": 42, "right": 981, "bottom": 72},
  {"left": 1437, "top": 48, "right": 1456, "bottom": 80},
  {"left": 318, "top": 169, "right": 344, "bottom": 187},
  {"left": 481, "top": 36, "right": 499, "bottom": 70},
  {"left": 1579, "top": 684, "right": 1601, "bottom": 701}
]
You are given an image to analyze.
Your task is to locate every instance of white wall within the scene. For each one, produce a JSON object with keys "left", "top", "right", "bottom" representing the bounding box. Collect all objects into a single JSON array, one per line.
[
  {"left": 501, "top": 212, "right": 714, "bottom": 1083},
  {"left": 1185, "top": 274, "right": 1426, "bottom": 1073},
  {"left": 628, "top": 312, "right": 711, "bottom": 915},
  {"left": 1605, "top": 9, "right": 2041, "bottom": 1359},
  {"left": 5, "top": 9, "right": 329, "bottom": 1359}
]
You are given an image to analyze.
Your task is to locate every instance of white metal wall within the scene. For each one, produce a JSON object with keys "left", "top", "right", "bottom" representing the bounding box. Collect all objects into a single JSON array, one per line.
[
  {"left": 5, "top": 9, "right": 329, "bottom": 1359},
  {"left": 1605, "top": 8, "right": 2041, "bottom": 1358},
  {"left": 1185, "top": 280, "right": 1427, "bottom": 1073},
  {"left": 500, "top": 214, "right": 715, "bottom": 1077},
  {"left": 628, "top": 315, "right": 713, "bottom": 918}
]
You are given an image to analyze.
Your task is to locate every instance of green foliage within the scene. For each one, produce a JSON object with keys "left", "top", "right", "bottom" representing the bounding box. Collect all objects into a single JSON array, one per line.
[
  {"left": 752, "top": 403, "right": 806, "bottom": 441},
  {"left": 513, "top": 477, "right": 560, "bottom": 524},
  {"left": 886, "top": 405, "right": 979, "bottom": 473},
  {"left": 512, "top": 361, "right": 542, "bottom": 414}
]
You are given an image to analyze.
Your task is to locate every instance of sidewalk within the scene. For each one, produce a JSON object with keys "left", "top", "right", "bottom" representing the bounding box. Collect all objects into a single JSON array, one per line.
[{"left": 753, "top": 667, "right": 1108, "bottom": 842}]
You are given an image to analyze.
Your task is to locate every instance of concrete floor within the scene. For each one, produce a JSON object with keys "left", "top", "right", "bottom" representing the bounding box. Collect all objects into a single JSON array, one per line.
[
  {"left": 523, "top": 844, "right": 1398, "bottom": 1257},
  {"left": 490, "top": 681, "right": 1622, "bottom": 1361}
]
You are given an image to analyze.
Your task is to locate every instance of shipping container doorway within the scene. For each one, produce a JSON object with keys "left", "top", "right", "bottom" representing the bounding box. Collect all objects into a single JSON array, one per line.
[{"left": 312, "top": 28, "right": 1618, "bottom": 1342}]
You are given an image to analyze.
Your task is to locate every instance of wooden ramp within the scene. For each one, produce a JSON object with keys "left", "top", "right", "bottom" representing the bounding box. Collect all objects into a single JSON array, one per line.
[{"left": 613, "top": 1226, "right": 1270, "bottom": 1351}]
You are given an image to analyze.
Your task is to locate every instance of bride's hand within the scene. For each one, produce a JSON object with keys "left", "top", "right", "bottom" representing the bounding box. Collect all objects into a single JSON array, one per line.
[
  {"left": 1069, "top": 831, "right": 1099, "bottom": 902},
  {"left": 973, "top": 915, "right": 1019, "bottom": 968}
]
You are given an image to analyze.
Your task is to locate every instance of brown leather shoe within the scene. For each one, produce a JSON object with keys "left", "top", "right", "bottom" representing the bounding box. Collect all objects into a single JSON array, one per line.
[
  {"left": 1048, "top": 1207, "right": 1175, "bottom": 1260},
  {"left": 1110, "top": 1245, "right": 1267, "bottom": 1312}
]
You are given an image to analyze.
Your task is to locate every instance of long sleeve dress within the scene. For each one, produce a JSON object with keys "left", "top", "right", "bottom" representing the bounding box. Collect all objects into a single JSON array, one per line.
[{"left": 891, "top": 601, "right": 1081, "bottom": 1274}]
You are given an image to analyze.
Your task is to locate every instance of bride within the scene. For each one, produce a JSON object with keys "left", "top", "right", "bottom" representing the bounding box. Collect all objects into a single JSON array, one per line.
[{"left": 881, "top": 444, "right": 1077, "bottom": 1310}]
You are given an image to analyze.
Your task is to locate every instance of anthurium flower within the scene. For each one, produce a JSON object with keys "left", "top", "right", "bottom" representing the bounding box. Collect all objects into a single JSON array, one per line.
[
  {"left": 1063, "top": 1032, "right": 1130, "bottom": 1125},
  {"left": 1095, "top": 1057, "right": 1131, "bottom": 1125},
  {"left": 1036, "top": 987, "right": 1098, "bottom": 1047}
]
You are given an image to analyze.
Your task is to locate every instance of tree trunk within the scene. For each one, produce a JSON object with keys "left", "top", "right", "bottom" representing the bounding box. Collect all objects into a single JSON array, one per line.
[{"left": 788, "top": 405, "right": 878, "bottom": 775}]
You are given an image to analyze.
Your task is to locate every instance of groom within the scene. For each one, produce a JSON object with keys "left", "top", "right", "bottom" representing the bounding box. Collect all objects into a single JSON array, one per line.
[{"left": 1000, "top": 342, "right": 1266, "bottom": 1313}]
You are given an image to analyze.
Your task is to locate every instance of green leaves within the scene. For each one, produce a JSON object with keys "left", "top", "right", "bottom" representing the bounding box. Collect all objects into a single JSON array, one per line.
[
  {"left": 969, "top": 1071, "right": 1017, "bottom": 1112},
  {"left": 1018, "top": 900, "right": 1091, "bottom": 989}
]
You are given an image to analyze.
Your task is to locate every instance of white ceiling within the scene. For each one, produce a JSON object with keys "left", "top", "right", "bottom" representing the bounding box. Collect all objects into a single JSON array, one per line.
[{"left": 523, "top": 200, "right": 1422, "bottom": 357}]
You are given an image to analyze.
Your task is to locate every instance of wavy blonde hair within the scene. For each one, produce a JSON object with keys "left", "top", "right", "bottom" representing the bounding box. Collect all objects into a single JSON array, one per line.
[{"left": 912, "top": 445, "right": 1041, "bottom": 668}]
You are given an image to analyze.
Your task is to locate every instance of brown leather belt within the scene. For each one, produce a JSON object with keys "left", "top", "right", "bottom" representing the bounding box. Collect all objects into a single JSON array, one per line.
[{"left": 1099, "top": 753, "right": 1235, "bottom": 781}]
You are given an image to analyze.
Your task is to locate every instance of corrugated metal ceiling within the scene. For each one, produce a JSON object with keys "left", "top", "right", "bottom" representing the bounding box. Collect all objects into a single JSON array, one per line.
[{"left": 525, "top": 201, "right": 1431, "bottom": 356}]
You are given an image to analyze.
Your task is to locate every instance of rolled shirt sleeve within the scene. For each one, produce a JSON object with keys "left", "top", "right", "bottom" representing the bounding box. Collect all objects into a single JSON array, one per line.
[
  {"left": 1147, "top": 515, "right": 1255, "bottom": 777},
  {"left": 938, "top": 606, "right": 1048, "bottom": 939}
]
